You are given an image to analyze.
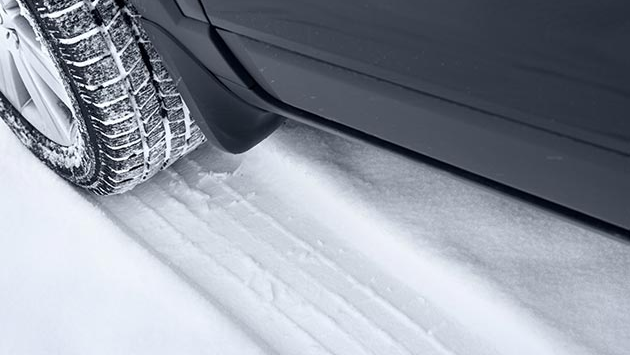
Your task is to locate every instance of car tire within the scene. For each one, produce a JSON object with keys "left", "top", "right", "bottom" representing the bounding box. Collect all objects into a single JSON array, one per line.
[{"left": 0, "top": 0, "right": 205, "bottom": 194}]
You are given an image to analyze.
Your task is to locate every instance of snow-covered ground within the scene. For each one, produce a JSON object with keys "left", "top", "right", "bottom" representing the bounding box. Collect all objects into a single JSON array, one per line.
[{"left": 1, "top": 120, "right": 629, "bottom": 355}]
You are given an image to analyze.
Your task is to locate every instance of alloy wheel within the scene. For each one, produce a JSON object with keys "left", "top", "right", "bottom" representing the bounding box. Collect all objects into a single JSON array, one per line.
[{"left": 0, "top": 0, "right": 75, "bottom": 146}]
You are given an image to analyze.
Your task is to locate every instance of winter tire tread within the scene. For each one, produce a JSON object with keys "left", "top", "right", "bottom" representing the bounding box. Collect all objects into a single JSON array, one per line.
[{"left": 0, "top": 0, "right": 205, "bottom": 194}]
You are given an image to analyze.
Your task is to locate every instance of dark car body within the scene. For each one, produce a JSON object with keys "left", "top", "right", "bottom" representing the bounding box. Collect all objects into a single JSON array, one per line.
[{"left": 130, "top": 0, "right": 630, "bottom": 232}]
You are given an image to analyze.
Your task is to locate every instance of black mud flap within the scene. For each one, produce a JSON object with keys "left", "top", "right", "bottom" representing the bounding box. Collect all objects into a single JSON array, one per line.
[{"left": 139, "top": 18, "right": 284, "bottom": 153}]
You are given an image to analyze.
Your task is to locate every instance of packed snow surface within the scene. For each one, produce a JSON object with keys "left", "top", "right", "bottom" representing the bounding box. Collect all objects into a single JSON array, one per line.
[{"left": 1, "top": 121, "right": 629, "bottom": 355}]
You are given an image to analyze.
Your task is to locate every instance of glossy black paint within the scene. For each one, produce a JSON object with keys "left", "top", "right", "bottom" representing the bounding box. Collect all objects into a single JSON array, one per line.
[
  {"left": 134, "top": 0, "right": 630, "bottom": 233},
  {"left": 203, "top": 0, "right": 630, "bottom": 154},
  {"left": 203, "top": 0, "right": 630, "bottom": 231}
]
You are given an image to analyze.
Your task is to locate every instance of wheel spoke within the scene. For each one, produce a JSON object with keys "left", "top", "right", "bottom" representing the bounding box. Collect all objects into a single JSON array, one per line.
[
  {"left": 13, "top": 51, "right": 72, "bottom": 144},
  {"left": 0, "top": 48, "right": 29, "bottom": 108},
  {"left": 0, "top": 0, "right": 17, "bottom": 10},
  {"left": 13, "top": 16, "right": 72, "bottom": 108}
]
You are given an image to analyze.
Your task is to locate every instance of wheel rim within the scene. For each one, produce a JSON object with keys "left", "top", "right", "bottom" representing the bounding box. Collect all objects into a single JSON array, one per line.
[{"left": 0, "top": 0, "right": 75, "bottom": 146}]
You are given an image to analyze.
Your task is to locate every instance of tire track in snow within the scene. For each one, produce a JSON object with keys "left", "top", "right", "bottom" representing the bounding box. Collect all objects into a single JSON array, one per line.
[
  {"left": 92, "top": 122, "right": 570, "bottom": 355},
  {"left": 145, "top": 178, "right": 380, "bottom": 355},
  {"left": 93, "top": 141, "right": 491, "bottom": 355},
  {"left": 174, "top": 157, "right": 458, "bottom": 355},
  {"left": 158, "top": 166, "right": 428, "bottom": 355},
  {"left": 153, "top": 169, "right": 419, "bottom": 355}
]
